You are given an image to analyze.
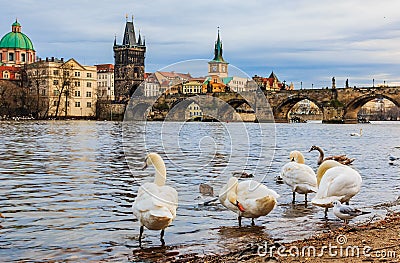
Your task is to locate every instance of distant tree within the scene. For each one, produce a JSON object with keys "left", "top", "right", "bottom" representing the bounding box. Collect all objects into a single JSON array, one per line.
[
  {"left": 0, "top": 80, "right": 17, "bottom": 117},
  {"left": 53, "top": 63, "right": 75, "bottom": 118}
]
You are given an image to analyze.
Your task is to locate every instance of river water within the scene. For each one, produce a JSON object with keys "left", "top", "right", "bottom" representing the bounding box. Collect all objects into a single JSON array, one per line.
[{"left": 0, "top": 120, "right": 399, "bottom": 262}]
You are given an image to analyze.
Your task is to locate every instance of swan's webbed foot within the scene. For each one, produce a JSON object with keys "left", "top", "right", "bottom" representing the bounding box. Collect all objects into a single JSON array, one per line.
[
  {"left": 160, "top": 229, "right": 165, "bottom": 247},
  {"left": 251, "top": 218, "right": 255, "bottom": 226},
  {"left": 139, "top": 226, "right": 144, "bottom": 247}
]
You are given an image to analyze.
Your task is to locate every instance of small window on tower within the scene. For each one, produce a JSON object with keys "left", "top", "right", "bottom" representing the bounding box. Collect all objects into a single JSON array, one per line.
[
  {"left": 21, "top": 53, "right": 26, "bottom": 62},
  {"left": 8, "top": 53, "right": 14, "bottom": 61}
]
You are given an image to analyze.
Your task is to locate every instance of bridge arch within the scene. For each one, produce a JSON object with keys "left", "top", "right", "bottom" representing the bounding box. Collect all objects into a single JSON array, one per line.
[
  {"left": 225, "top": 98, "right": 251, "bottom": 110},
  {"left": 344, "top": 93, "right": 400, "bottom": 122},
  {"left": 124, "top": 102, "right": 153, "bottom": 121},
  {"left": 274, "top": 95, "right": 323, "bottom": 122}
]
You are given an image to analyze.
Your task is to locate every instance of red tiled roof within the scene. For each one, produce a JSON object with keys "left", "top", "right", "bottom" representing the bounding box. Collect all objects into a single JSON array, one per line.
[{"left": 95, "top": 64, "right": 114, "bottom": 72}]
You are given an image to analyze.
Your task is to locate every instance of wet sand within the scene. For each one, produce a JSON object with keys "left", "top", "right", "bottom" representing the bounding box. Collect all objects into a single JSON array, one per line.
[{"left": 151, "top": 210, "right": 400, "bottom": 263}]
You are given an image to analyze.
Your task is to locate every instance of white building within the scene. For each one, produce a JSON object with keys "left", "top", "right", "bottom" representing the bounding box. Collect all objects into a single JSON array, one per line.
[
  {"left": 185, "top": 102, "right": 203, "bottom": 120},
  {"left": 144, "top": 73, "right": 161, "bottom": 97},
  {"left": 95, "top": 64, "right": 114, "bottom": 100},
  {"left": 227, "top": 76, "right": 251, "bottom": 92},
  {"left": 182, "top": 80, "right": 203, "bottom": 94}
]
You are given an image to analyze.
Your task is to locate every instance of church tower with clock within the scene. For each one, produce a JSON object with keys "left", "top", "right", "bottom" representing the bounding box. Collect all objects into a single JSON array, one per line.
[{"left": 208, "top": 29, "right": 228, "bottom": 78}]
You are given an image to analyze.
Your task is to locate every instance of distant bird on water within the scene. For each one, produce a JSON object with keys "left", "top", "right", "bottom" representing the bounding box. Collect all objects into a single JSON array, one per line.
[
  {"left": 389, "top": 154, "right": 399, "bottom": 165},
  {"left": 199, "top": 183, "right": 214, "bottom": 196},
  {"left": 350, "top": 128, "right": 362, "bottom": 137},
  {"left": 389, "top": 154, "right": 399, "bottom": 162},
  {"left": 309, "top": 145, "right": 355, "bottom": 165},
  {"left": 132, "top": 153, "right": 178, "bottom": 247},
  {"left": 332, "top": 200, "right": 370, "bottom": 224}
]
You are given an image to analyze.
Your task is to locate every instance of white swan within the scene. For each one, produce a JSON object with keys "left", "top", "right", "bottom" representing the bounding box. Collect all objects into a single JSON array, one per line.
[
  {"left": 281, "top": 151, "right": 317, "bottom": 205},
  {"left": 219, "top": 177, "right": 279, "bottom": 226},
  {"left": 350, "top": 128, "right": 362, "bottom": 137},
  {"left": 311, "top": 160, "right": 362, "bottom": 218},
  {"left": 132, "top": 153, "right": 178, "bottom": 246}
]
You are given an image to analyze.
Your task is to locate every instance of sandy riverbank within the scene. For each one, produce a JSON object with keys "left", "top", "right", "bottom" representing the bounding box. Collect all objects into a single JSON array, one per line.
[{"left": 160, "top": 211, "right": 400, "bottom": 263}]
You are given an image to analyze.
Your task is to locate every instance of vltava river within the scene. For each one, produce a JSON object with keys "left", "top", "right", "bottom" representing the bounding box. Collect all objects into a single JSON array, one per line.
[{"left": 0, "top": 120, "right": 399, "bottom": 261}]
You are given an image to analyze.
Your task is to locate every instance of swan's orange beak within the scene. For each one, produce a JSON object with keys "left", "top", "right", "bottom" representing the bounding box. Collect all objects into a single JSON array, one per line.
[{"left": 236, "top": 201, "right": 245, "bottom": 212}]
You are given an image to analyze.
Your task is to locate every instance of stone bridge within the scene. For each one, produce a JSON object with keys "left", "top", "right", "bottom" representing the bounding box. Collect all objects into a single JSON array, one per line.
[{"left": 124, "top": 86, "right": 400, "bottom": 123}]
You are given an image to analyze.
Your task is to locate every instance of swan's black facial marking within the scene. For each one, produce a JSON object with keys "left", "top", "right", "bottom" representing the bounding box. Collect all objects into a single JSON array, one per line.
[{"left": 141, "top": 157, "right": 148, "bottom": 170}]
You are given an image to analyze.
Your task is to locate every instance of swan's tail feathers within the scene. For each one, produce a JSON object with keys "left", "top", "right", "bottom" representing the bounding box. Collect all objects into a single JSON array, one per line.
[
  {"left": 311, "top": 196, "right": 345, "bottom": 208},
  {"left": 256, "top": 195, "right": 278, "bottom": 212},
  {"left": 150, "top": 208, "right": 174, "bottom": 219}
]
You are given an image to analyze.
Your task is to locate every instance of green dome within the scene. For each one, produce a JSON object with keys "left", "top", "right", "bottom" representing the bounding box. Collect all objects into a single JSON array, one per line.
[
  {"left": 12, "top": 21, "right": 21, "bottom": 27},
  {"left": 0, "top": 21, "right": 34, "bottom": 51}
]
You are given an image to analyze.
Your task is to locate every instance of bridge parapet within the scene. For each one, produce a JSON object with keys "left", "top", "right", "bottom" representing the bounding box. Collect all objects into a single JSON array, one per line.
[{"left": 122, "top": 86, "right": 400, "bottom": 123}]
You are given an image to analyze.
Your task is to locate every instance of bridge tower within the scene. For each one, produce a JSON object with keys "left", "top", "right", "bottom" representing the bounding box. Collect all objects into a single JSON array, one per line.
[{"left": 113, "top": 16, "right": 146, "bottom": 101}]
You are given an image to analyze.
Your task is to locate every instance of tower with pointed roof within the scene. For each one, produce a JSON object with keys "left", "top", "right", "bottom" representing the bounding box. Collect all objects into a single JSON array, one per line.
[
  {"left": 208, "top": 29, "right": 228, "bottom": 78},
  {"left": 113, "top": 16, "right": 146, "bottom": 100}
]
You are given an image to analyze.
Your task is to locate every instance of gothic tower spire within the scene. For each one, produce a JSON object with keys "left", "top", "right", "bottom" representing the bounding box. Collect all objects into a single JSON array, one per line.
[{"left": 213, "top": 28, "right": 225, "bottom": 62}]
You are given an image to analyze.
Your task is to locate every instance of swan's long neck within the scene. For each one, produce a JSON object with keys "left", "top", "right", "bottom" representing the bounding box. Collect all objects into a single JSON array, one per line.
[
  {"left": 316, "top": 160, "right": 341, "bottom": 186},
  {"left": 152, "top": 160, "right": 166, "bottom": 186},
  {"left": 226, "top": 178, "right": 239, "bottom": 205},
  {"left": 296, "top": 152, "right": 305, "bottom": 164},
  {"left": 315, "top": 146, "right": 324, "bottom": 164}
]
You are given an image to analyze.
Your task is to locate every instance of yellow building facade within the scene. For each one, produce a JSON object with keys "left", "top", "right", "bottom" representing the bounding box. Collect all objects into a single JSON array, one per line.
[{"left": 26, "top": 58, "right": 97, "bottom": 118}]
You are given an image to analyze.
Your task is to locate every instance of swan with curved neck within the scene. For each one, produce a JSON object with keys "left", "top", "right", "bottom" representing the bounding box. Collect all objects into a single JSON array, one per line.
[
  {"left": 219, "top": 177, "right": 279, "bottom": 226},
  {"left": 309, "top": 145, "right": 355, "bottom": 165},
  {"left": 281, "top": 151, "right": 317, "bottom": 205},
  {"left": 312, "top": 160, "right": 362, "bottom": 218},
  {"left": 350, "top": 128, "right": 362, "bottom": 137},
  {"left": 142, "top": 153, "right": 167, "bottom": 186},
  {"left": 133, "top": 153, "right": 178, "bottom": 246}
]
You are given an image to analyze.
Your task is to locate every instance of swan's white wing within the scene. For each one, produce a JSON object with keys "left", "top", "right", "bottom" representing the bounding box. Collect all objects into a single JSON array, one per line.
[
  {"left": 238, "top": 180, "right": 280, "bottom": 200},
  {"left": 312, "top": 166, "right": 361, "bottom": 207},
  {"left": 281, "top": 162, "right": 317, "bottom": 193},
  {"left": 133, "top": 183, "right": 178, "bottom": 219},
  {"left": 237, "top": 180, "right": 279, "bottom": 218}
]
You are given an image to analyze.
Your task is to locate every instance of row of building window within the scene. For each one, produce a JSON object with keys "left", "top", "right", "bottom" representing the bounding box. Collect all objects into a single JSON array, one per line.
[
  {"left": 97, "top": 81, "right": 113, "bottom": 87},
  {"left": 51, "top": 79, "right": 93, "bottom": 87},
  {"left": 29, "top": 70, "right": 94, "bottom": 78},
  {"left": 52, "top": 90, "right": 92, "bottom": 97},
  {"left": 52, "top": 101, "right": 92, "bottom": 108},
  {"left": 74, "top": 72, "right": 93, "bottom": 78},
  {"left": 98, "top": 74, "right": 113, "bottom": 79},
  {"left": 2, "top": 52, "right": 26, "bottom": 62}
]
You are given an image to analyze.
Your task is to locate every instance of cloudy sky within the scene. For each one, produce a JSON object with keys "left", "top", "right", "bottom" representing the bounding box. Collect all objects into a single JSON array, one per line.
[{"left": 2, "top": 0, "right": 400, "bottom": 89}]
